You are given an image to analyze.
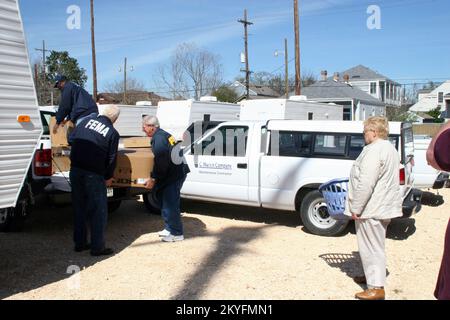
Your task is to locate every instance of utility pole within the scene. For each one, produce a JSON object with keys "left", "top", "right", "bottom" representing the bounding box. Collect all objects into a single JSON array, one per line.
[
  {"left": 238, "top": 9, "right": 253, "bottom": 100},
  {"left": 90, "top": 0, "right": 98, "bottom": 102},
  {"left": 284, "top": 38, "right": 289, "bottom": 97},
  {"left": 35, "top": 40, "right": 48, "bottom": 104},
  {"left": 123, "top": 57, "right": 127, "bottom": 104},
  {"left": 34, "top": 64, "right": 39, "bottom": 102},
  {"left": 119, "top": 57, "right": 133, "bottom": 104},
  {"left": 294, "top": 0, "right": 301, "bottom": 95}
]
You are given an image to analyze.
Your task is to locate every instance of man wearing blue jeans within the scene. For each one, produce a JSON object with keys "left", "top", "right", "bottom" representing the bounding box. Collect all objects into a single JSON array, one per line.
[
  {"left": 143, "top": 116, "right": 190, "bottom": 242},
  {"left": 69, "top": 105, "right": 120, "bottom": 256}
]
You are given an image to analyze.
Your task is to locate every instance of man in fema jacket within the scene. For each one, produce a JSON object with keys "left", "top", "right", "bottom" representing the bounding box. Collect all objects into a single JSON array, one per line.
[
  {"left": 142, "top": 116, "right": 190, "bottom": 242},
  {"left": 69, "top": 105, "right": 120, "bottom": 256}
]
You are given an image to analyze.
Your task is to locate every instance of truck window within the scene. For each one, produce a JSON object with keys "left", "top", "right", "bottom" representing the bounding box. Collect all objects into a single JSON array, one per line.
[
  {"left": 349, "top": 135, "right": 365, "bottom": 159},
  {"left": 199, "top": 126, "right": 249, "bottom": 157},
  {"left": 314, "top": 134, "right": 346, "bottom": 156},
  {"left": 402, "top": 126, "right": 414, "bottom": 164},
  {"left": 40, "top": 112, "right": 53, "bottom": 135},
  {"left": 349, "top": 134, "right": 399, "bottom": 160},
  {"left": 278, "top": 131, "right": 312, "bottom": 157}
]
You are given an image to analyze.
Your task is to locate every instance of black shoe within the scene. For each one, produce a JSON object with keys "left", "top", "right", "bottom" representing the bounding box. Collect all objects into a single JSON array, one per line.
[
  {"left": 74, "top": 243, "right": 91, "bottom": 252},
  {"left": 90, "top": 248, "right": 114, "bottom": 256}
]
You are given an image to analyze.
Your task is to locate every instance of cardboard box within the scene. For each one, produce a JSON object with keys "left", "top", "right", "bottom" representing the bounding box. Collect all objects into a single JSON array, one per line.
[
  {"left": 50, "top": 117, "right": 74, "bottom": 147},
  {"left": 52, "top": 147, "right": 71, "bottom": 173},
  {"left": 112, "top": 148, "right": 154, "bottom": 188},
  {"left": 123, "top": 137, "right": 151, "bottom": 148}
]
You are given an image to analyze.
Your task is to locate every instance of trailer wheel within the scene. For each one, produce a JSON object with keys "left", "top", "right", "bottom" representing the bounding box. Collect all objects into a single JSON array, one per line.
[
  {"left": 143, "top": 192, "right": 161, "bottom": 215},
  {"left": 0, "top": 199, "right": 29, "bottom": 232},
  {"left": 299, "top": 190, "right": 349, "bottom": 236}
]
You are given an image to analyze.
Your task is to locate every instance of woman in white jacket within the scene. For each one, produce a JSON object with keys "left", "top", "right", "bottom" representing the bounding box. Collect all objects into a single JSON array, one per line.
[{"left": 344, "top": 116, "right": 402, "bottom": 300}]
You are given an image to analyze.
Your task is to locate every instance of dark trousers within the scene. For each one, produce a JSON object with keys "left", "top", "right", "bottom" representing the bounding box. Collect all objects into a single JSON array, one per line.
[
  {"left": 70, "top": 167, "right": 108, "bottom": 252},
  {"left": 161, "top": 177, "right": 186, "bottom": 236}
]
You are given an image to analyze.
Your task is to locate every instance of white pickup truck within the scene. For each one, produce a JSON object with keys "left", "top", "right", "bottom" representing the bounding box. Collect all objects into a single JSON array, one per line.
[
  {"left": 413, "top": 135, "right": 449, "bottom": 189},
  {"left": 31, "top": 105, "right": 155, "bottom": 212},
  {"left": 143, "top": 120, "right": 422, "bottom": 236}
]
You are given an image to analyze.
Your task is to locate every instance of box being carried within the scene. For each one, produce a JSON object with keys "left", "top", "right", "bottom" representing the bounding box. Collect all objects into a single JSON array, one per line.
[
  {"left": 112, "top": 148, "right": 154, "bottom": 188},
  {"left": 49, "top": 116, "right": 73, "bottom": 147}
]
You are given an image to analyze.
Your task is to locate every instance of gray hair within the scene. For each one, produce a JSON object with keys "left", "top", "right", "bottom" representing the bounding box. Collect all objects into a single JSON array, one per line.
[
  {"left": 364, "top": 116, "right": 389, "bottom": 140},
  {"left": 142, "top": 115, "right": 160, "bottom": 127},
  {"left": 101, "top": 105, "right": 121, "bottom": 123}
]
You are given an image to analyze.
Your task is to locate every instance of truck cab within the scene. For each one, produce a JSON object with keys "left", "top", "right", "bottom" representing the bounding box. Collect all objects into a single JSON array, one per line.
[{"left": 178, "top": 120, "right": 421, "bottom": 236}]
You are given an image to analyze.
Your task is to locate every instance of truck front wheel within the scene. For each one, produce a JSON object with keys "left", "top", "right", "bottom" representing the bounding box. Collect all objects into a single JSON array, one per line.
[{"left": 299, "top": 190, "right": 349, "bottom": 237}]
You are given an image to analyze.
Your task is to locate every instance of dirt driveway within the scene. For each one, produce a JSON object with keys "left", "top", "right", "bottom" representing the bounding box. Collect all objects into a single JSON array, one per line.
[{"left": 0, "top": 188, "right": 448, "bottom": 300}]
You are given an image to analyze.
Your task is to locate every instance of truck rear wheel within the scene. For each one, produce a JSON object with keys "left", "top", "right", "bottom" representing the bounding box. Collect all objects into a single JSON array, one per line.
[
  {"left": 143, "top": 192, "right": 161, "bottom": 215},
  {"left": 299, "top": 190, "right": 349, "bottom": 236}
]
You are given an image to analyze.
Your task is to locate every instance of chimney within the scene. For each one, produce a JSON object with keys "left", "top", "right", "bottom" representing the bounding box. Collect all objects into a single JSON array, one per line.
[
  {"left": 343, "top": 74, "right": 350, "bottom": 83},
  {"left": 333, "top": 72, "right": 340, "bottom": 82},
  {"left": 321, "top": 70, "right": 328, "bottom": 81}
]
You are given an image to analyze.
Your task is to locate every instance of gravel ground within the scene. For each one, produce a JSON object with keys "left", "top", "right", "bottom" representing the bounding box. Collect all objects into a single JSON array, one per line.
[{"left": 0, "top": 188, "right": 448, "bottom": 300}]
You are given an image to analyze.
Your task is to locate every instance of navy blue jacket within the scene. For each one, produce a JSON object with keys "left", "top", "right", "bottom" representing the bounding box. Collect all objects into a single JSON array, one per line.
[
  {"left": 151, "top": 128, "right": 190, "bottom": 188},
  {"left": 55, "top": 81, "right": 98, "bottom": 125},
  {"left": 70, "top": 115, "right": 120, "bottom": 179}
]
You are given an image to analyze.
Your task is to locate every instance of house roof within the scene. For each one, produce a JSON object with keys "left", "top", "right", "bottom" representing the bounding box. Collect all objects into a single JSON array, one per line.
[
  {"left": 415, "top": 112, "right": 435, "bottom": 120},
  {"left": 248, "top": 85, "right": 279, "bottom": 97},
  {"left": 336, "top": 65, "right": 397, "bottom": 84},
  {"left": 231, "top": 81, "right": 280, "bottom": 100},
  {"left": 98, "top": 91, "right": 168, "bottom": 105},
  {"left": 297, "top": 80, "right": 386, "bottom": 106}
]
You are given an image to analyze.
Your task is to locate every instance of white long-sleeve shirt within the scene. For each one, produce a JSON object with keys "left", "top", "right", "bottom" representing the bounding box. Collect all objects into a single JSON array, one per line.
[{"left": 344, "top": 139, "right": 402, "bottom": 220}]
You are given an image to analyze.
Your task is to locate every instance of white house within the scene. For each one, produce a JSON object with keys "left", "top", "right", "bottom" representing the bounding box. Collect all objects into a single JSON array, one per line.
[
  {"left": 410, "top": 81, "right": 450, "bottom": 117},
  {"left": 298, "top": 76, "right": 386, "bottom": 121},
  {"left": 333, "top": 65, "right": 403, "bottom": 107}
]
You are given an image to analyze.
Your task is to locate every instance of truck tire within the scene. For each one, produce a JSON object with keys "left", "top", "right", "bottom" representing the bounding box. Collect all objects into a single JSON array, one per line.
[
  {"left": 107, "top": 200, "right": 122, "bottom": 213},
  {"left": 143, "top": 192, "right": 161, "bottom": 215},
  {"left": 299, "top": 190, "right": 349, "bottom": 237}
]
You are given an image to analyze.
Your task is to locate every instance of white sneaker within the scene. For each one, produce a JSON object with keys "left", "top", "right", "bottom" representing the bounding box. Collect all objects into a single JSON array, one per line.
[
  {"left": 158, "top": 229, "right": 170, "bottom": 237},
  {"left": 161, "top": 234, "right": 184, "bottom": 242}
]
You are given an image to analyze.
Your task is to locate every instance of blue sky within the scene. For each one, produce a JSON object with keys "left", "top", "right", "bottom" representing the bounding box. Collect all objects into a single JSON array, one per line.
[{"left": 20, "top": 0, "right": 450, "bottom": 96}]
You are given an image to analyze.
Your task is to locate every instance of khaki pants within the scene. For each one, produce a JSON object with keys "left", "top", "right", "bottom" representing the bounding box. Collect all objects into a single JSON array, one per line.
[{"left": 356, "top": 219, "right": 391, "bottom": 288}]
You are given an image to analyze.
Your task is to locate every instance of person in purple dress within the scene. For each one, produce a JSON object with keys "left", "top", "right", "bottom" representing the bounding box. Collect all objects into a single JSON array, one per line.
[{"left": 427, "top": 122, "right": 450, "bottom": 300}]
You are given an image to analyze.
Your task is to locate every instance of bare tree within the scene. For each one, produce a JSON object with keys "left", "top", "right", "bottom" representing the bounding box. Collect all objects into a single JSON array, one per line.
[
  {"left": 154, "top": 43, "right": 223, "bottom": 100},
  {"left": 235, "top": 69, "right": 317, "bottom": 96},
  {"left": 103, "top": 78, "right": 147, "bottom": 104},
  {"left": 103, "top": 77, "right": 145, "bottom": 94}
]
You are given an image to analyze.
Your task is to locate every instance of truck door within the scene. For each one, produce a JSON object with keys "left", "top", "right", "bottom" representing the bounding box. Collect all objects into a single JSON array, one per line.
[{"left": 183, "top": 125, "right": 250, "bottom": 202}]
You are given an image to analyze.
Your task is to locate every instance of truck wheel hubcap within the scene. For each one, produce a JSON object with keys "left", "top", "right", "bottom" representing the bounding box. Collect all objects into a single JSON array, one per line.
[{"left": 308, "top": 199, "right": 336, "bottom": 229}]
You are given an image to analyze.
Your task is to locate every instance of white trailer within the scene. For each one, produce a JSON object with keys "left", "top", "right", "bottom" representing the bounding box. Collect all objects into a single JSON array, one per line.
[
  {"left": 0, "top": 0, "right": 43, "bottom": 230},
  {"left": 239, "top": 98, "right": 344, "bottom": 121},
  {"left": 156, "top": 99, "right": 240, "bottom": 141},
  {"left": 98, "top": 104, "right": 157, "bottom": 137}
]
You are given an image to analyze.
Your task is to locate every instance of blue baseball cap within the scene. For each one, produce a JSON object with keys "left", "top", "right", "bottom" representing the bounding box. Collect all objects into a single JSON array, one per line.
[{"left": 54, "top": 74, "right": 67, "bottom": 88}]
